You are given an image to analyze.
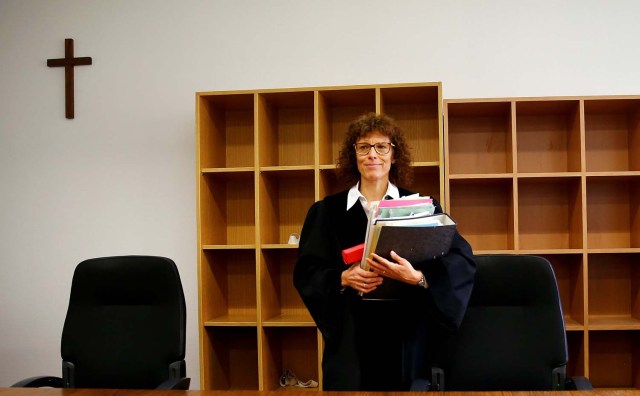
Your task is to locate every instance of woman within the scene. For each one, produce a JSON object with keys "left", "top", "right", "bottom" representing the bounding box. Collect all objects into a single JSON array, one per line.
[{"left": 293, "top": 112, "right": 476, "bottom": 391}]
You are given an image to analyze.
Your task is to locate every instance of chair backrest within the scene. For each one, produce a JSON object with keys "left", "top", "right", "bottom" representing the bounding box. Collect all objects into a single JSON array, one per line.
[
  {"left": 60, "top": 256, "right": 187, "bottom": 389},
  {"left": 431, "top": 254, "right": 568, "bottom": 391}
]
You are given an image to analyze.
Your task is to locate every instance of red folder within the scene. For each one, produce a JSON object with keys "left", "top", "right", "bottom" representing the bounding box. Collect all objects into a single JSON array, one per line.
[{"left": 342, "top": 243, "right": 365, "bottom": 265}]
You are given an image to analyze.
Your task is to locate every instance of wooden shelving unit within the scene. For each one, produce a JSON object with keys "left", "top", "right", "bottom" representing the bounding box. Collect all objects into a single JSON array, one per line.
[
  {"left": 196, "top": 82, "right": 443, "bottom": 390},
  {"left": 444, "top": 95, "right": 640, "bottom": 389}
]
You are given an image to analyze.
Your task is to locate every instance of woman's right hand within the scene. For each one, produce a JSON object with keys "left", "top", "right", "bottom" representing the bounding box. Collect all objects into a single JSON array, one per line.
[{"left": 341, "top": 262, "right": 383, "bottom": 293}]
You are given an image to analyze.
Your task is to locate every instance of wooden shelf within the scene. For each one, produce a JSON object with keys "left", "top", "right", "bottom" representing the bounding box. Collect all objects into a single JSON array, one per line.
[
  {"left": 445, "top": 100, "right": 513, "bottom": 175},
  {"left": 198, "top": 93, "right": 255, "bottom": 169},
  {"left": 448, "top": 178, "right": 515, "bottom": 251},
  {"left": 202, "top": 327, "right": 259, "bottom": 390},
  {"left": 584, "top": 98, "right": 640, "bottom": 172},
  {"left": 259, "top": 170, "right": 315, "bottom": 245},
  {"left": 203, "top": 315, "right": 258, "bottom": 327},
  {"left": 515, "top": 100, "right": 582, "bottom": 174},
  {"left": 589, "top": 331, "right": 640, "bottom": 388},
  {"left": 258, "top": 91, "right": 315, "bottom": 168},
  {"left": 586, "top": 175, "right": 640, "bottom": 249},
  {"left": 444, "top": 95, "right": 640, "bottom": 388},
  {"left": 588, "top": 316, "right": 640, "bottom": 330},
  {"left": 261, "top": 314, "right": 316, "bottom": 327},
  {"left": 518, "top": 177, "right": 583, "bottom": 250},
  {"left": 260, "top": 249, "right": 312, "bottom": 324},
  {"left": 197, "top": 83, "right": 443, "bottom": 390},
  {"left": 260, "top": 165, "right": 315, "bottom": 172},
  {"left": 200, "top": 172, "right": 255, "bottom": 246},
  {"left": 200, "top": 249, "right": 257, "bottom": 324},
  {"left": 261, "top": 328, "right": 320, "bottom": 391},
  {"left": 202, "top": 167, "right": 254, "bottom": 174},
  {"left": 564, "top": 317, "right": 584, "bottom": 330},
  {"left": 588, "top": 253, "right": 640, "bottom": 323},
  {"left": 198, "top": 89, "right": 640, "bottom": 390}
]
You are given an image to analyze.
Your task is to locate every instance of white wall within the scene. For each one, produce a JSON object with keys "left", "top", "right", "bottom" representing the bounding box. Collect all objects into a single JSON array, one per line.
[{"left": 1, "top": 0, "right": 639, "bottom": 389}]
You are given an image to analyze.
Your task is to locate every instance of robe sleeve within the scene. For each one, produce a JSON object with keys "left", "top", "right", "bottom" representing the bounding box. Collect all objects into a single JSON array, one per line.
[
  {"left": 415, "top": 199, "right": 476, "bottom": 331},
  {"left": 293, "top": 200, "right": 346, "bottom": 340}
]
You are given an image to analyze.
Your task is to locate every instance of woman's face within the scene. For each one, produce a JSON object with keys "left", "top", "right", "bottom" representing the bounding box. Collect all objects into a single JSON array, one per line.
[{"left": 355, "top": 130, "right": 395, "bottom": 183}]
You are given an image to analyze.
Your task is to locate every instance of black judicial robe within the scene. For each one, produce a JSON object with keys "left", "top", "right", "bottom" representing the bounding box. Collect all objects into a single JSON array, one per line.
[{"left": 293, "top": 188, "right": 476, "bottom": 391}]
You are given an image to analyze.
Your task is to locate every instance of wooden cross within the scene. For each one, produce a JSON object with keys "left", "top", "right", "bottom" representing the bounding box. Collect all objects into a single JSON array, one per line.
[{"left": 47, "top": 38, "right": 92, "bottom": 119}]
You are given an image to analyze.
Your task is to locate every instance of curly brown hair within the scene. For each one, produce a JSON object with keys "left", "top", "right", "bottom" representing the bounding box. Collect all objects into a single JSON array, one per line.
[{"left": 336, "top": 112, "right": 413, "bottom": 186}]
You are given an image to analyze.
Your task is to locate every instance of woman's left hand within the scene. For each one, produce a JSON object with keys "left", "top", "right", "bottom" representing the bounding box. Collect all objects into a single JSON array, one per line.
[{"left": 366, "top": 251, "right": 423, "bottom": 285}]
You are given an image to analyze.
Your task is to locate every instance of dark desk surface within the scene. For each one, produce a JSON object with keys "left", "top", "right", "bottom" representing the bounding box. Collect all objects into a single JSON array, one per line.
[{"left": 2, "top": 388, "right": 640, "bottom": 396}]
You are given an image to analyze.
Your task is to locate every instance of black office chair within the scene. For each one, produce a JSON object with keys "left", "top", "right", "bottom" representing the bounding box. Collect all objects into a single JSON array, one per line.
[
  {"left": 429, "top": 254, "right": 592, "bottom": 391},
  {"left": 13, "top": 255, "right": 190, "bottom": 390}
]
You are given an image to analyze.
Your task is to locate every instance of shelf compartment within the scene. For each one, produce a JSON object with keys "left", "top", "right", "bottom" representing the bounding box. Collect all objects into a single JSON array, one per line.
[
  {"left": 411, "top": 165, "right": 441, "bottom": 204},
  {"left": 566, "top": 330, "right": 586, "bottom": 379},
  {"left": 448, "top": 178, "right": 514, "bottom": 251},
  {"left": 203, "top": 326, "right": 259, "bottom": 390},
  {"left": 201, "top": 249, "right": 257, "bottom": 324},
  {"left": 200, "top": 171, "right": 256, "bottom": 246},
  {"left": 380, "top": 85, "right": 440, "bottom": 164},
  {"left": 588, "top": 330, "right": 640, "bottom": 388},
  {"left": 260, "top": 248, "right": 313, "bottom": 325},
  {"left": 588, "top": 253, "right": 640, "bottom": 329},
  {"left": 537, "top": 253, "right": 585, "bottom": 328},
  {"left": 261, "top": 327, "right": 319, "bottom": 391},
  {"left": 319, "top": 168, "right": 350, "bottom": 199},
  {"left": 445, "top": 101, "right": 513, "bottom": 175},
  {"left": 586, "top": 175, "right": 640, "bottom": 249},
  {"left": 198, "top": 93, "right": 255, "bottom": 169},
  {"left": 257, "top": 91, "right": 315, "bottom": 167},
  {"left": 515, "top": 100, "right": 582, "bottom": 174},
  {"left": 259, "top": 169, "right": 315, "bottom": 245},
  {"left": 518, "top": 177, "right": 584, "bottom": 250},
  {"left": 585, "top": 98, "right": 640, "bottom": 172},
  {"left": 317, "top": 89, "right": 376, "bottom": 166}
]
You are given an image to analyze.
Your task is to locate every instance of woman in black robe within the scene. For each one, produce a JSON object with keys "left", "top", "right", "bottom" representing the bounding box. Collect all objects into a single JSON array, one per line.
[{"left": 293, "top": 112, "right": 476, "bottom": 391}]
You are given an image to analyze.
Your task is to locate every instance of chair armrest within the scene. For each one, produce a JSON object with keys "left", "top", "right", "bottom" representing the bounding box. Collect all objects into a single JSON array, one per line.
[
  {"left": 156, "top": 377, "right": 190, "bottom": 390},
  {"left": 566, "top": 376, "right": 593, "bottom": 390},
  {"left": 12, "top": 376, "right": 64, "bottom": 388}
]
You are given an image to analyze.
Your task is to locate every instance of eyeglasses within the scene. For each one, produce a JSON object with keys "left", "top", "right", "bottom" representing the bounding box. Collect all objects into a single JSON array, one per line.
[{"left": 353, "top": 142, "right": 395, "bottom": 156}]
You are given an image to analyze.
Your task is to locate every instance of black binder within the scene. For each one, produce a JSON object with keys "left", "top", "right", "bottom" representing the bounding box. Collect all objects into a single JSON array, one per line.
[{"left": 362, "top": 213, "right": 456, "bottom": 300}]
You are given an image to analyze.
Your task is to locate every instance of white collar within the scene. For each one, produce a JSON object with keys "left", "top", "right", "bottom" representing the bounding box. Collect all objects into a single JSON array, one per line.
[{"left": 346, "top": 181, "right": 400, "bottom": 211}]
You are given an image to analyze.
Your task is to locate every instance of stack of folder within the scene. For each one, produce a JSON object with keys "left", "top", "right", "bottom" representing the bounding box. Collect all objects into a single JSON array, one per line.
[{"left": 342, "top": 195, "right": 457, "bottom": 300}]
